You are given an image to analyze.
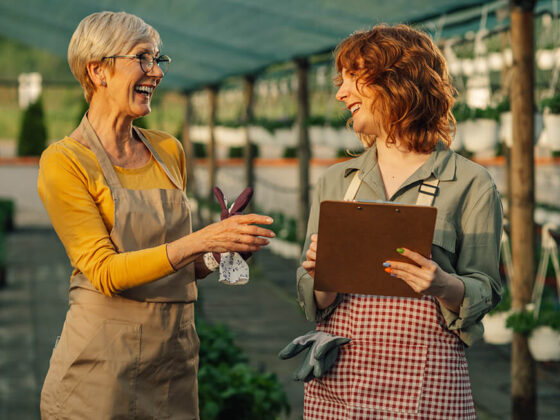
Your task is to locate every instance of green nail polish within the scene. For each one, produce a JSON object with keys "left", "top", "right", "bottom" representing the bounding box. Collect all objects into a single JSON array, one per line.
[{"left": 397, "top": 248, "right": 404, "bottom": 254}]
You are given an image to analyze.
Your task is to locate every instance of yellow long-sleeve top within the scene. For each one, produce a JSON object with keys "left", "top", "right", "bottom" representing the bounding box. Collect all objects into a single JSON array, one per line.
[{"left": 38, "top": 128, "right": 187, "bottom": 296}]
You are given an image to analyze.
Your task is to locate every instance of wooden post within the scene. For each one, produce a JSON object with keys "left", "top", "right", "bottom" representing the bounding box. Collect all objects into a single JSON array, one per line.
[
  {"left": 510, "top": 1, "right": 536, "bottom": 419},
  {"left": 500, "top": 29, "right": 513, "bottom": 219},
  {"left": 181, "top": 92, "right": 195, "bottom": 195},
  {"left": 295, "top": 58, "right": 311, "bottom": 243},
  {"left": 208, "top": 86, "right": 218, "bottom": 209},
  {"left": 243, "top": 75, "right": 256, "bottom": 213}
]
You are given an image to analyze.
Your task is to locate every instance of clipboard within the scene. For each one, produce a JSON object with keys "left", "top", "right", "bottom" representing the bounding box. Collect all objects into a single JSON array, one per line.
[{"left": 314, "top": 200, "right": 437, "bottom": 298}]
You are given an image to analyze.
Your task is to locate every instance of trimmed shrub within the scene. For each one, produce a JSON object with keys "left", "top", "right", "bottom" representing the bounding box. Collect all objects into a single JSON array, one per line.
[
  {"left": 0, "top": 199, "right": 15, "bottom": 232},
  {"left": 193, "top": 142, "right": 207, "bottom": 158},
  {"left": 282, "top": 146, "right": 297, "bottom": 158},
  {"left": 17, "top": 98, "right": 48, "bottom": 156}
]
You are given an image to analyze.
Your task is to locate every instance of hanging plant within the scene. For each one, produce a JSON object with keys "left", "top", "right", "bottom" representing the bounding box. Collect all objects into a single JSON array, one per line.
[
  {"left": 505, "top": 310, "right": 539, "bottom": 335},
  {"left": 452, "top": 102, "right": 472, "bottom": 123},
  {"left": 541, "top": 95, "right": 560, "bottom": 114},
  {"left": 472, "top": 106, "right": 500, "bottom": 121}
]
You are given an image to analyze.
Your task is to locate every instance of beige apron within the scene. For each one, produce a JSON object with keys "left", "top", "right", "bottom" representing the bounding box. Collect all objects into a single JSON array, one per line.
[{"left": 41, "top": 115, "right": 199, "bottom": 419}]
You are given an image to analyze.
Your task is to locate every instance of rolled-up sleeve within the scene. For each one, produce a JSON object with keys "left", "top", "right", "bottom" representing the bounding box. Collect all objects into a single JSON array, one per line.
[{"left": 439, "top": 185, "right": 503, "bottom": 343}]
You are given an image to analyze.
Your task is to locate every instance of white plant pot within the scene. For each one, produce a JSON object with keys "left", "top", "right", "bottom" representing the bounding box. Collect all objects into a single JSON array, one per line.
[
  {"left": 528, "top": 326, "right": 560, "bottom": 361},
  {"left": 274, "top": 128, "right": 297, "bottom": 147},
  {"left": 190, "top": 125, "right": 210, "bottom": 143},
  {"left": 259, "top": 144, "right": 284, "bottom": 159},
  {"left": 309, "top": 126, "right": 325, "bottom": 146},
  {"left": 539, "top": 114, "right": 560, "bottom": 151},
  {"left": 323, "top": 127, "right": 342, "bottom": 148},
  {"left": 311, "top": 144, "right": 337, "bottom": 159},
  {"left": 462, "top": 119, "right": 498, "bottom": 155},
  {"left": 215, "top": 126, "right": 244, "bottom": 146},
  {"left": 537, "top": 48, "right": 555, "bottom": 70},
  {"left": 482, "top": 311, "right": 513, "bottom": 345},
  {"left": 451, "top": 122, "right": 466, "bottom": 151},
  {"left": 500, "top": 112, "right": 543, "bottom": 148},
  {"left": 249, "top": 126, "right": 273, "bottom": 145}
]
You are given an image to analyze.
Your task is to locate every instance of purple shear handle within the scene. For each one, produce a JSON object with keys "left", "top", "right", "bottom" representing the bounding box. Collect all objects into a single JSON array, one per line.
[{"left": 212, "top": 187, "right": 254, "bottom": 263}]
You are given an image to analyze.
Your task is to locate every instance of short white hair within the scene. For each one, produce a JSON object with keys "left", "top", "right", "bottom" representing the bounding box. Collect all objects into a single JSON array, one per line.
[{"left": 68, "top": 11, "right": 161, "bottom": 102}]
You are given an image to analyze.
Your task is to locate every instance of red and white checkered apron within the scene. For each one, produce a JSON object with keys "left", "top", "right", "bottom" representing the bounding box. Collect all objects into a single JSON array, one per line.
[{"left": 304, "top": 294, "right": 476, "bottom": 419}]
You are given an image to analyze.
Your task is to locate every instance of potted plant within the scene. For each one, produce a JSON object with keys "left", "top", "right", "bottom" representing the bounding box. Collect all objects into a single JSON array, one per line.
[
  {"left": 539, "top": 94, "right": 560, "bottom": 151},
  {"left": 528, "top": 310, "right": 560, "bottom": 361},
  {"left": 482, "top": 287, "right": 513, "bottom": 345},
  {"left": 462, "top": 105, "right": 499, "bottom": 156},
  {"left": 506, "top": 289, "right": 560, "bottom": 361}
]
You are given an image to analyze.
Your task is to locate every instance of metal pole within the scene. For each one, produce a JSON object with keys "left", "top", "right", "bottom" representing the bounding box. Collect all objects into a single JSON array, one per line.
[
  {"left": 510, "top": 1, "right": 536, "bottom": 418},
  {"left": 208, "top": 86, "right": 218, "bottom": 211},
  {"left": 295, "top": 58, "right": 311, "bottom": 244},
  {"left": 182, "top": 92, "right": 195, "bottom": 195}
]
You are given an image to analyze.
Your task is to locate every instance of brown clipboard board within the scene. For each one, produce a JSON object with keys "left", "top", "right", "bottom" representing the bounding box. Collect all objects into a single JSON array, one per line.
[{"left": 314, "top": 200, "right": 437, "bottom": 298}]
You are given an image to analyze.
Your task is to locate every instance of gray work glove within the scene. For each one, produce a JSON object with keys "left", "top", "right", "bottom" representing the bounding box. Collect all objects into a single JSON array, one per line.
[{"left": 278, "top": 330, "right": 350, "bottom": 382}]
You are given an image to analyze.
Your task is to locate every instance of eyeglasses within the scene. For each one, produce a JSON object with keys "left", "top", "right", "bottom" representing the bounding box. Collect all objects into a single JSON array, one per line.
[{"left": 102, "top": 52, "right": 171, "bottom": 75}]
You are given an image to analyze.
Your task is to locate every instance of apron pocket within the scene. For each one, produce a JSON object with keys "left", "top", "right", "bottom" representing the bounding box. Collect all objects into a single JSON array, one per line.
[
  {"left": 57, "top": 320, "right": 141, "bottom": 418},
  {"left": 351, "top": 342, "right": 428, "bottom": 414}
]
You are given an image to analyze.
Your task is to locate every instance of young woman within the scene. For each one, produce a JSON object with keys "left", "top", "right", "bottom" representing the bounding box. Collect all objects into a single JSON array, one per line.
[{"left": 297, "top": 24, "right": 503, "bottom": 419}]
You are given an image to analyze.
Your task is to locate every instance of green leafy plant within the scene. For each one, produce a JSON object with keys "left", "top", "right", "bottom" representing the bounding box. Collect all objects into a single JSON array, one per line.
[
  {"left": 506, "top": 287, "right": 560, "bottom": 333},
  {"left": 193, "top": 142, "right": 207, "bottom": 158},
  {"left": 472, "top": 106, "right": 500, "bottom": 121},
  {"left": 197, "top": 319, "right": 290, "bottom": 420},
  {"left": 228, "top": 144, "right": 259, "bottom": 159},
  {"left": 453, "top": 102, "right": 472, "bottom": 123},
  {"left": 329, "top": 112, "right": 351, "bottom": 128},
  {"left": 541, "top": 95, "right": 560, "bottom": 114},
  {"left": 228, "top": 146, "right": 244, "bottom": 158},
  {"left": 506, "top": 310, "right": 538, "bottom": 335},
  {"left": 0, "top": 199, "right": 15, "bottom": 232},
  {"left": 17, "top": 97, "right": 48, "bottom": 156},
  {"left": 307, "top": 115, "right": 327, "bottom": 126},
  {"left": 489, "top": 287, "right": 511, "bottom": 315},
  {"left": 253, "top": 117, "right": 295, "bottom": 134},
  {"left": 496, "top": 97, "right": 511, "bottom": 114},
  {"left": 282, "top": 146, "right": 297, "bottom": 158}
]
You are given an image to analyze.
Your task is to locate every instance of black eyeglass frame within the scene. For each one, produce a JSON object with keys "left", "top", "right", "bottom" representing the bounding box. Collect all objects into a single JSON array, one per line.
[{"left": 102, "top": 53, "right": 171, "bottom": 75}]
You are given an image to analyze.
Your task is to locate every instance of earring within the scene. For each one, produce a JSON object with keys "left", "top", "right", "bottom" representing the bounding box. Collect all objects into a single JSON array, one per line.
[{"left": 101, "top": 81, "right": 106, "bottom": 86}]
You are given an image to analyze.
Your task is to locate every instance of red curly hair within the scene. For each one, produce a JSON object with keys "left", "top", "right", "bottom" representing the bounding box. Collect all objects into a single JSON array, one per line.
[{"left": 335, "top": 24, "right": 456, "bottom": 153}]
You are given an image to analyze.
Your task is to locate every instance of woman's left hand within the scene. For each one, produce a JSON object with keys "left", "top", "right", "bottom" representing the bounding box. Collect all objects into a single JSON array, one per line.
[{"left": 384, "top": 247, "right": 465, "bottom": 313}]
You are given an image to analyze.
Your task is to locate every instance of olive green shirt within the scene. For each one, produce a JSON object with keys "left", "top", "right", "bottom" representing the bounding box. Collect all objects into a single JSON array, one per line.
[{"left": 297, "top": 142, "right": 503, "bottom": 347}]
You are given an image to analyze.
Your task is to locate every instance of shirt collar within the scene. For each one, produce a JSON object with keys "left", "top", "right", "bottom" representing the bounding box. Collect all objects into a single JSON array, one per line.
[{"left": 343, "top": 140, "right": 456, "bottom": 182}]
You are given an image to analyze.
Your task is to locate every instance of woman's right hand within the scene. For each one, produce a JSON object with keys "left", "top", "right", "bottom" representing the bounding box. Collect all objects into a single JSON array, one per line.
[
  {"left": 166, "top": 214, "right": 274, "bottom": 271},
  {"left": 196, "top": 214, "right": 275, "bottom": 254}
]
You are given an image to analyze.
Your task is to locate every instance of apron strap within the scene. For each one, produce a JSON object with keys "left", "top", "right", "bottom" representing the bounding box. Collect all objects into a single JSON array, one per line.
[
  {"left": 343, "top": 171, "right": 362, "bottom": 201},
  {"left": 416, "top": 177, "right": 440, "bottom": 206},
  {"left": 133, "top": 126, "right": 183, "bottom": 191},
  {"left": 79, "top": 113, "right": 123, "bottom": 191},
  {"left": 78, "top": 114, "right": 183, "bottom": 191},
  {"left": 342, "top": 169, "right": 440, "bottom": 206}
]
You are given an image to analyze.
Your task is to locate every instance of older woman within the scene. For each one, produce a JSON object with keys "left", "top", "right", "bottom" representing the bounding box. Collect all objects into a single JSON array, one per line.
[
  {"left": 297, "top": 25, "right": 503, "bottom": 418},
  {"left": 38, "top": 11, "right": 274, "bottom": 419}
]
